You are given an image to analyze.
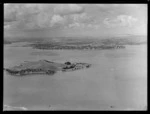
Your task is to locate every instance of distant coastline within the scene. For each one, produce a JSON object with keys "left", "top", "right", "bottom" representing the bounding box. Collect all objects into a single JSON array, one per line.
[
  {"left": 4, "top": 35, "right": 147, "bottom": 50},
  {"left": 4, "top": 40, "right": 12, "bottom": 44},
  {"left": 25, "top": 36, "right": 146, "bottom": 50},
  {"left": 29, "top": 44, "right": 126, "bottom": 50}
]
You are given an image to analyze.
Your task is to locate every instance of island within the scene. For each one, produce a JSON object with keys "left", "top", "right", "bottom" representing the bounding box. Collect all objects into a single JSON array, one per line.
[
  {"left": 4, "top": 60, "right": 91, "bottom": 76},
  {"left": 29, "top": 43, "right": 125, "bottom": 50}
]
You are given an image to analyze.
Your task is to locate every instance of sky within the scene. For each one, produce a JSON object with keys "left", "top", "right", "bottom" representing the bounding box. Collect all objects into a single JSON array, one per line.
[{"left": 4, "top": 4, "right": 147, "bottom": 39}]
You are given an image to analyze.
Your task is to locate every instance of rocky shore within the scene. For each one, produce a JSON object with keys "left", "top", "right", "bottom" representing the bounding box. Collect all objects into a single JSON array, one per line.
[{"left": 4, "top": 60, "right": 91, "bottom": 76}]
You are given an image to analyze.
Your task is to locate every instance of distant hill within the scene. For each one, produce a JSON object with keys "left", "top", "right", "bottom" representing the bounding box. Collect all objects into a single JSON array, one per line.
[{"left": 4, "top": 40, "right": 12, "bottom": 44}]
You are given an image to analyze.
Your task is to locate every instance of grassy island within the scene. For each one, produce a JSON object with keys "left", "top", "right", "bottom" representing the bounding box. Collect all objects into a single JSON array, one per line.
[{"left": 4, "top": 60, "right": 91, "bottom": 76}]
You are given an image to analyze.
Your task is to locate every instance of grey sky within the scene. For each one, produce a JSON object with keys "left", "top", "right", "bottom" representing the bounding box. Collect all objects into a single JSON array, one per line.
[{"left": 4, "top": 4, "right": 147, "bottom": 38}]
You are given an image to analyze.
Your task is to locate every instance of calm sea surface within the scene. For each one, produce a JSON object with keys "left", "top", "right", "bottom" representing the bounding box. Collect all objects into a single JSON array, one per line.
[{"left": 4, "top": 43, "right": 147, "bottom": 110}]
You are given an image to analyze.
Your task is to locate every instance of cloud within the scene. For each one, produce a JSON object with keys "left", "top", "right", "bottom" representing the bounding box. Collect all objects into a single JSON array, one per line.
[
  {"left": 4, "top": 4, "right": 19, "bottom": 22},
  {"left": 67, "top": 23, "right": 97, "bottom": 29},
  {"left": 4, "top": 4, "right": 42, "bottom": 22},
  {"left": 4, "top": 4, "right": 85, "bottom": 30},
  {"left": 70, "top": 13, "right": 91, "bottom": 22},
  {"left": 64, "top": 12, "right": 96, "bottom": 29},
  {"left": 67, "top": 22, "right": 99, "bottom": 29},
  {"left": 50, "top": 15, "right": 66, "bottom": 27},
  {"left": 103, "top": 15, "right": 138, "bottom": 28},
  {"left": 68, "top": 22, "right": 82, "bottom": 28},
  {"left": 87, "top": 24, "right": 99, "bottom": 29},
  {"left": 95, "top": 4, "right": 141, "bottom": 9},
  {"left": 4, "top": 24, "right": 11, "bottom": 29},
  {"left": 54, "top": 4, "right": 84, "bottom": 16},
  {"left": 96, "top": 4, "right": 119, "bottom": 8},
  {"left": 4, "top": 4, "right": 141, "bottom": 31}
]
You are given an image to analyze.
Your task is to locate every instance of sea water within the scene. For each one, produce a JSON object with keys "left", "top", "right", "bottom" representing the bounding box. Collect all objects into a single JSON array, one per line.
[{"left": 4, "top": 43, "right": 147, "bottom": 110}]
